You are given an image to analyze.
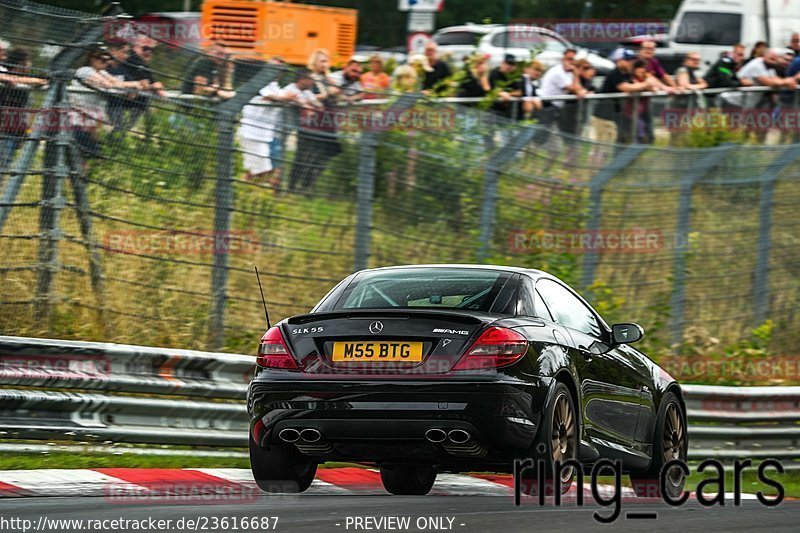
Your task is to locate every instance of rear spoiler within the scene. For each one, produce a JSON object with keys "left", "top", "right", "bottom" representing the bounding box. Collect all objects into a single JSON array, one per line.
[{"left": 286, "top": 309, "right": 493, "bottom": 326}]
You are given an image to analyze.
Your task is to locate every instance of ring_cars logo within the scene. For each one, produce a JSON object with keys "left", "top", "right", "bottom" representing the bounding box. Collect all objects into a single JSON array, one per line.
[{"left": 432, "top": 328, "right": 469, "bottom": 335}]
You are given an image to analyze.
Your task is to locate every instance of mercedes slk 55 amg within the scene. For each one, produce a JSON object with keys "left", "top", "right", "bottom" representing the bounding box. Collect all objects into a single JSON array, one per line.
[{"left": 247, "top": 265, "right": 687, "bottom": 496}]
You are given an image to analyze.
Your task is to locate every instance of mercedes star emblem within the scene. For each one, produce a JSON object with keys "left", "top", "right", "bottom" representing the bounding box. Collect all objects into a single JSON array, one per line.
[{"left": 369, "top": 321, "right": 384, "bottom": 334}]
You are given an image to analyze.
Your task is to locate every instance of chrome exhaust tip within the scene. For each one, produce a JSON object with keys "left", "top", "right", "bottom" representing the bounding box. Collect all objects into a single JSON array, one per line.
[
  {"left": 425, "top": 428, "right": 447, "bottom": 443},
  {"left": 448, "top": 429, "right": 471, "bottom": 444},
  {"left": 278, "top": 428, "right": 301, "bottom": 443},
  {"left": 300, "top": 428, "right": 322, "bottom": 443}
]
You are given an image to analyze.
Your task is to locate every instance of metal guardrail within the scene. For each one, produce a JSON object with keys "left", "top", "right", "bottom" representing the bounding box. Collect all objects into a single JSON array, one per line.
[{"left": 0, "top": 336, "right": 798, "bottom": 460}]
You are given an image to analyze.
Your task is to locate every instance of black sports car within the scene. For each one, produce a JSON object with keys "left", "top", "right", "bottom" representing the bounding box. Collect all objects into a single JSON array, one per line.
[{"left": 247, "top": 265, "right": 687, "bottom": 496}]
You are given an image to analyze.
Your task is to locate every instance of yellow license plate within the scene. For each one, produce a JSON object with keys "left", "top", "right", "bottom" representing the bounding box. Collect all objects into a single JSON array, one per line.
[{"left": 331, "top": 341, "right": 424, "bottom": 363}]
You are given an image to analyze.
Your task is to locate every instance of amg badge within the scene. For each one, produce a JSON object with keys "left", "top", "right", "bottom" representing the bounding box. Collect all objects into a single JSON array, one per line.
[{"left": 433, "top": 328, "right": 469, "bottom": 335}]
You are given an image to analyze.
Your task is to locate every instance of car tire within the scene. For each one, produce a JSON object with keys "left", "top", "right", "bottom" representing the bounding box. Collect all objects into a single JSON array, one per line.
[
  {"left": 380, "top": 465, "right": 437, "bottom": 495},
  {"left": 630, "top": 391, "right": 688, "bottom": 499},
  {"left": 249, "top": 436, "right": 317, "bottom": 493},
  {"left": 521, "top": 381, "right": 578, "bottom": 496}
]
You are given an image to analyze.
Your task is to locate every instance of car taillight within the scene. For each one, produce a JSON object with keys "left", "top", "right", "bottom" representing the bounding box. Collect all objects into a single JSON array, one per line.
[
  {"left": 256, "top": 326, "right": 299, "bottom": 370},
  {"left": 452, "top": 327, "right": 528, "bottom": 371}
]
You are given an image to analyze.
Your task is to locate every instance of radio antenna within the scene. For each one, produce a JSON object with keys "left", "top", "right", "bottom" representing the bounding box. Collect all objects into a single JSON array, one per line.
[{"left": 254, "top": 266, "right": 271, "bottom": 329}]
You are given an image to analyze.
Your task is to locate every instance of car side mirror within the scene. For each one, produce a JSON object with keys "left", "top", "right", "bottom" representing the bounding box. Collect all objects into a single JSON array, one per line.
[{"left": 611, "top": 323, "right": 644, "bottom": 344}]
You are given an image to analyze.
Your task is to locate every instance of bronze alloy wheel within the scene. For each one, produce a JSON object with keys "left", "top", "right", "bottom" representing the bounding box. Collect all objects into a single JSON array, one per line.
[
  {"left": 551, "top": 390, "right": 577, "bottom": 482},
  {"left": 663, "top": 402, "right": 687, "bottom": 488},
  {"left": 630, "top": 391, "right": 688, "bottom": 499}
]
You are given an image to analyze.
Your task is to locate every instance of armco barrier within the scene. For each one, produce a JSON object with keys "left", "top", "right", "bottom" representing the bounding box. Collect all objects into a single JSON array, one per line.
[{"left": 0, "top": 336, "right": 798, "bottom": 460}]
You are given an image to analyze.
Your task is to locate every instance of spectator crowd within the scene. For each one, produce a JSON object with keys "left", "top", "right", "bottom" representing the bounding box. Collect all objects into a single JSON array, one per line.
[{"left": 2, "top": 31, "right": 800, "bottom": 190}]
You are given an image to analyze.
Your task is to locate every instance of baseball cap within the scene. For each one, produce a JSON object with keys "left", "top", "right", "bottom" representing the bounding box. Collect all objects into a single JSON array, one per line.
[
  {"left": 609, "top": 48, "right": 637, "bottom": 62},
  {"left": 503, "top": 53, "right": 517, "bottom": 65}
]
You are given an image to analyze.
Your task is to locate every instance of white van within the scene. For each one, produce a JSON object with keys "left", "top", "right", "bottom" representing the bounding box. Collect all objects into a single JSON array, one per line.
[{"left": 670, "top": 0, "right": 800, "bottom": 69}]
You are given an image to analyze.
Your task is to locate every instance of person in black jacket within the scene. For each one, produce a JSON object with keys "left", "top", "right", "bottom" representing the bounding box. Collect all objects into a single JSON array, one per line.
[
  {"left": 489, "top": 54, "right": 521, "bottom": 119},
  {"left": 422, "top": 41, "right": 452, "bottom": 95},
  {"left": 106, "top": 36, "right": 164, "bottom": 131},
  {"left": 705, "top": 55, "right": 742, "bottom": 89},
  {"left": 457, "top": 54, "right": 491, "bottom": 100}
]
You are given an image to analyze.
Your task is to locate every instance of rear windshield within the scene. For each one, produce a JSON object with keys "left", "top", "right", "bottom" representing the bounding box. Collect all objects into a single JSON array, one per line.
[
  {"left": 335, "top": 268, "right": 513, "bottom": 312},
  {"left": 673, "top": 12, "right": 742, "bottom": 45}
]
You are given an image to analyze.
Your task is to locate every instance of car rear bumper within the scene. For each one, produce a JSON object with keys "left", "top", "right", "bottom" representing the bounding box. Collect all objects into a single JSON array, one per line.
[{"left": 248, "top": 374, "right": 551, "bottom": 467}]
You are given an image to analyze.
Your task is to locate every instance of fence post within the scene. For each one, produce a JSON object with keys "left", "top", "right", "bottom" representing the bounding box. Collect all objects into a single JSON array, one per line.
[
  {"left": 352, "top": 94, "right": 417, "bottom": 272},
  {"left": 754, "top": 146, "right": 800, "bottom": 324},
  {"left": 207, "top": 66, "right": 283, "bottom": 350},
  {"left": 34, "top": 86, "right": 69, "bottom": 328},
  {"left": 67, "top": 143, "right": 106, "bottom": 324},
  {"left": 478, "top": 126, "right": 539, "bottom": 261},
  {"left": 209, "top": 109, "right": 236, "bottom": 351},
  {"left": 580, "top": 145, "right": 645, "bottom": 289},
  {"left": 630, "top": 93, "right": 640, "bottom": 143},
  {"left": 353, "top": 131, "right": 378, "bottom": 272},
  {"left": 669, "top": 146, "right": 733, "bottom": 347}
]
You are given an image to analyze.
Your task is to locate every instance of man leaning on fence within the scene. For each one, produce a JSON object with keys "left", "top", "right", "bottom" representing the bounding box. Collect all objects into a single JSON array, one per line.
[
  {"left": 181, "top": 43, "right": 235, "bottom": 100},
  {"left": 593, "top": 49, "right": 659, "bottom": 145},
  {"left": 106, "top": 36, "right": 165, "bottom": 132},
  {"left": 737, "top": 48, "right": 798, "bottom": 143}
]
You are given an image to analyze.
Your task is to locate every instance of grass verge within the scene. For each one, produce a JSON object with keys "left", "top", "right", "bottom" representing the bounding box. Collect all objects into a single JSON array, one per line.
[{"left": 0, "top": 452, "right": 363, "bottom": 471}]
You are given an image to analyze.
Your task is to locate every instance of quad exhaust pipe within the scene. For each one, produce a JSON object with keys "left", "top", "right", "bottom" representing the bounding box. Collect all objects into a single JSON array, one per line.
[
  {"left": 425, "top": 428, "right": 487, "bottom": 457},
  {"left": 278, "top": 428, "right": 300, "bottom": 443},
  {"left": 279, "top": 427, "right": 333, "bottom": 456},
  {"left": 425, "top": 428, "right": 447, "bottom": 443},
  {"left": 447, "top": 429, "right": 471, "bottom": 444},
  {"left": 300, "top": 428, "right": 322, "bottom": 443},
  {"left": 278, "top": 427, "right": 322, "bottom": 443}
]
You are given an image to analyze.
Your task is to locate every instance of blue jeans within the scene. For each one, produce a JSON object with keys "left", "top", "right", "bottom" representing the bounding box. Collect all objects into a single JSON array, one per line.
[
  {"left": 0, "top": 136, "right": 23, "bottom": 171},
  {"left": 269, "top": 137, "right": 283, "bottom": 170}
]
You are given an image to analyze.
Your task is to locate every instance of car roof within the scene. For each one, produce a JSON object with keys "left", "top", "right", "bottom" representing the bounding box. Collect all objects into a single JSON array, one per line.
[
  {"left": 356, "top": 264, "right": 552, "bottom": 279},
  {"left": 435, "top": 24, "right": 499, "bottom": 35}
]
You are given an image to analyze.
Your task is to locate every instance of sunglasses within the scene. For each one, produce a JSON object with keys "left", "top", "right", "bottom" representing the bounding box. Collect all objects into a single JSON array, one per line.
[{"left": 141, "top": 46, "right": 154, "bottom": 52}]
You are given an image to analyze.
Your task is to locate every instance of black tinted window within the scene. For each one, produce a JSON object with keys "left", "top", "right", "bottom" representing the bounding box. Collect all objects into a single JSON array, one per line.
[
  {"left": 435, "top": 31, "right": 482, "bottom": 46},
  {"left": 336, "top": 268, "right": 513, "bottom": 312},
  {"left": 674, "top": 12, "right": 742, "bottom": 45},
  {"left": 536, "top": 279, "right": 602, "bottom": 337}
]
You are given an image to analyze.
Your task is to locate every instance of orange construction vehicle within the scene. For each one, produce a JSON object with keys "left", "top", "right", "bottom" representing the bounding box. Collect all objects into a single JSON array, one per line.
[{"left": 200, "top": 0, "right": 357, "bottom": 67}]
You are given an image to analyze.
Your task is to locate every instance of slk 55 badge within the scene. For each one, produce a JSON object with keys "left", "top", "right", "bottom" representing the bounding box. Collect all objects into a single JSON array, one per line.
[{"left": 291, "top": 327, "right": 324, "bottom": 335}]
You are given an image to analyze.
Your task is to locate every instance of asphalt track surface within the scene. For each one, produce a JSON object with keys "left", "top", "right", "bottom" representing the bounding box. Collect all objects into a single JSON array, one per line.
[{"left": 1, "top": 495, "right": 798, "bottom": 533}]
